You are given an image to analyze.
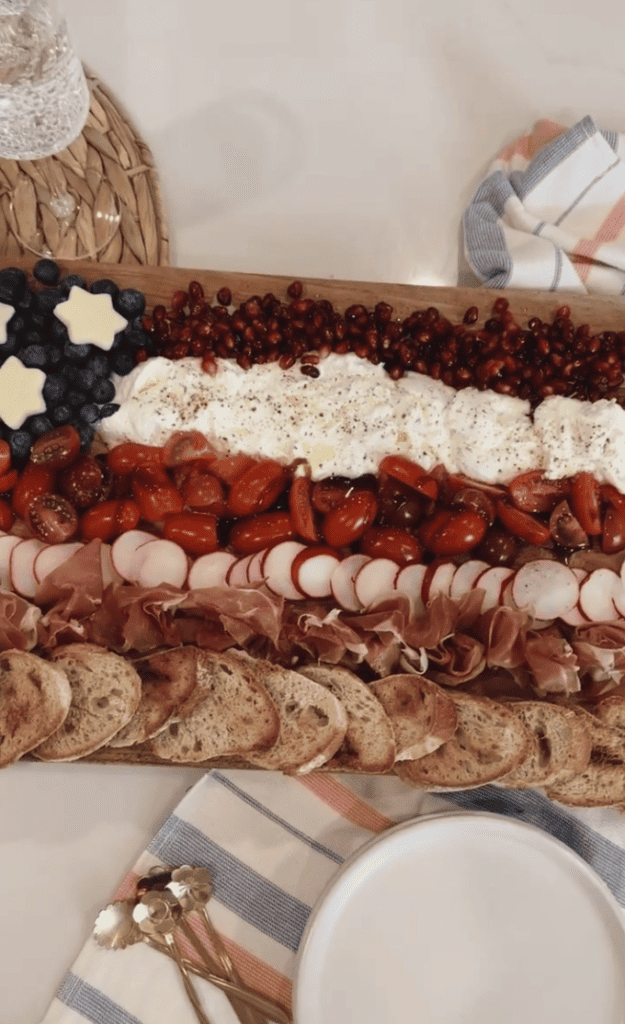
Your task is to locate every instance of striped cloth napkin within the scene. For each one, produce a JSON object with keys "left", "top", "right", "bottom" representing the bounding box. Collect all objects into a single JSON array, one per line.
[
  {"left": 42, "top": 768, "right": 625, "bottom": 1024},
  {"left": 463, "top": 114, "right": 625, "bottom": 293}
]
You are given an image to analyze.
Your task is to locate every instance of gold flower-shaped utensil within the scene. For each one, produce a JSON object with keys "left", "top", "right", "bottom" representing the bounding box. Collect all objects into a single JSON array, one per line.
[{"left": 133, "top": 890, "right": 214, "bottom": 1024}]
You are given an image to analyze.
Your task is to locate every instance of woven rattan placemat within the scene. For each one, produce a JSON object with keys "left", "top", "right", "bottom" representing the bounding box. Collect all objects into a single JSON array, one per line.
[{"left": 0, "top": 68, "right": 169, "bottom": 266}]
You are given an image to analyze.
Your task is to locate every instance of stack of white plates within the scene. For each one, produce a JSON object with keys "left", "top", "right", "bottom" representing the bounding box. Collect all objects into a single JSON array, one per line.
[{"left": 294, "top": 812, "right": 625, "bottom": 1024}]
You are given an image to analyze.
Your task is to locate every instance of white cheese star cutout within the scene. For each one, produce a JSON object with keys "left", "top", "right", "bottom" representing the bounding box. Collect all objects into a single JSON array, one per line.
[
  {"left": 54, "top": 286, "right": 128, "bottom": 351},
  {"left": 0, "top": 302, "right": 14, "bottom": 343},
  {"left": 0, "top": 356, "right": 46, "bottom": 429}
]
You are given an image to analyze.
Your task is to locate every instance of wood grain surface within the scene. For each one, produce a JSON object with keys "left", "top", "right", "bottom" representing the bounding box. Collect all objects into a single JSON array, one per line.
[
  {"left": 7, "top": 256, "right": 624, "bottom": 770},
  {"left": 4, "top": 255, "right": 625, "bottom": 333}
]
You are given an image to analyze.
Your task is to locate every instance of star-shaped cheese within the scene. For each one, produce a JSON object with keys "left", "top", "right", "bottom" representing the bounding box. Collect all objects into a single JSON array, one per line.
[
  {"left": 53, "top": 286, "right": 127, "bottom": 351},
  {"left": 0, "top": 302, "right": 14, "bottom": 343},
  {"left": 0, "top": 356, "right": 46, "bottom": 429}
]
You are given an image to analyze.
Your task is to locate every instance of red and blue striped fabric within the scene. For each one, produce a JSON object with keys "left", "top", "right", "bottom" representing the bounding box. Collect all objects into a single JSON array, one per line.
[
  {"left": 42, "top": 770, "right": 625, "bottom": 1024},
  {"left": 463, "top": 115, "right": 625, "bottom": 293}
]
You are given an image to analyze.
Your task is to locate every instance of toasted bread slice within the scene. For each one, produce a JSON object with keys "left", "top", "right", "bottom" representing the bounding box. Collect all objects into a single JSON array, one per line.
[
  {"left": 0, "top": 650, "right": 72, "bottom": 767},
  {"left": 395, "top": 691, "right": 532, "bottom": 791},
  {"left": 148, "top": 649, "right": 280, "bottom": 763},
  {"left": 545, "top": 711, "right": 625, "bottom": 807},
  {"left": 370, "top": 675, "right": 457, "bottom": 761},
  {"left": 107, "top": 647, "right": 198, "bottom": 747},
  {"left": 498, "top": 701, "right": 591, "bottom": 789},
  {"left": 589, "top": 694, "right": 625, "bottom": 733},
  {"left": 298, "top": 664, "right": 396, "bottom": 773},
  {"left": 241, "top": 656, "right": 348, "bottom": 774},
  {"left": 32, "top": 644, "right": 142, "bottom": 761}
]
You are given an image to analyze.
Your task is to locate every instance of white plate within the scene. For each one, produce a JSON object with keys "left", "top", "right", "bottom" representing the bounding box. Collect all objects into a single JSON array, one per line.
[{"left": 293, "top": 811, "right": 625, "bottom": 1024}]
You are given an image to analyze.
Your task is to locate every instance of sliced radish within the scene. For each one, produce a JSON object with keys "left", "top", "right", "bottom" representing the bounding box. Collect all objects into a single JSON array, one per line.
[
  {"left": 101, "top": 543, "right": 123, "bottom": 588},
  {"left": 560, "top": 569, "right": 590, "bottom": 626},
  {"left": 330, "top": 553, "right": 370, "bottom": 611},
  {"left": 10, "top": 538, "right": 48, "bottom": 598},
  {"left": 262, "top": 541, "right": 307, "bottom": 599},
  {"left": 226, "top": 553, "right": 255, "bottom": 588},
  {"left": 0, "top": 534, "right": 23, "bottom": 590},
  {"left": 34, "top": 542, "right": 83, "bottom": 584},
  {"left": 292, "top": 547, "right": 341, "bottom": 599},
  {"left": 613, "top": 580, "right": 625, "bottom": 618},
  {"left": 475, "top": 566, "right": 515, "bottom": 612},
  {"left": 136, "top": 539, "right": 188, "bottom": 588},
  {"left": 450, "top": 560, "right": 490, "bottom": 602},
  {"left": 427, "top": 561, "right": 457, "bottom": 600},
  {"left": 512, "top": 561, "right": 579, "bottom": 620},
  {"left": 188, "top": 551, "right": 236, "bottom": 589},
  {"left": 247, "top": 548, "right": 267, "bottom": 585},
  {"left": 579, "top": 569, "right": 621, "bottom": 622},
  {"left": 354, "top": 558, "right": 400, "bottom": 608},
  {"left": 111, "top": 529, "right": 156, "bottom": 581},
  {"left": 394, "top": 563, "right": 427, "bottom": 615}
]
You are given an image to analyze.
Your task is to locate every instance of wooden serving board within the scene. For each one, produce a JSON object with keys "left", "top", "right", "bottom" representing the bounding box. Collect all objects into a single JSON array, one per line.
[
  {"left": 6, "top": 257, "right": 625, "bottom": 771},
  {"left": 4, "top": 255, "right": 625, "bottom": 334}
]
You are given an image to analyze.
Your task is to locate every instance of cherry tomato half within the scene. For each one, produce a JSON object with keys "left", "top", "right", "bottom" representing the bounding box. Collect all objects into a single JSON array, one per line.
[
  {"left": 507, "top": 470, "right": 570, "bottom": 514},
  {"left": 322, "top": 490, "right": 379, "bottom": 547},
  {"left": 0, "top": 498, "right": 13, "bottom": 532},
  {"left": 29, "top": 425, "right": 81, "bottom": 469},
  {"left": 12, "top": 463, "right": 55, "bottom": 519},
  {"left": 131, "top": 465, "right": 184, "bottom": 522},
  {"left": 162, "top": 511, "right": 218, "bottom": 555},
  {"left": 107, "top": 442, "right": 165, "bottom": 475},
  {"left": 360, "top": 526, "right": 422, "bottom": 564},
  {"left": 180, "top": 466, "right": 228, "bottom": 516},
  {"left": 210, "top": 454, "right": 257, "bottom": 485},
  {"left": 428, "top": 509, "right": 488, "bottom": 556},
  {"left": 602, "top": 505, "right": 625, "bottom": 554},
  {"left": 59, "top": 455, "right": 105, "bottom": 509},
  {"left": 162, "top": 430, "right": 217, "bottom": 467},
  {"left": 289, "top": 476, "right": 319, "bottom": 542},
  {"left": 0, "top": 440, "right": 11, "bottom": 477},
  {"left": 570, "top": 472, "right": 602, "bottom": 536},
  {"left": 496, "top": 499, "right": 551, "bottom": 545},
  {"left": 227, "top": 460, "right": 288, "bottom": 517},
  {"left": 80, "top": 499, "right": 141, "bottom": 542},
  {"left": 229, "top": 511, "right": 296, "bottom": 555},
  {"left": 27, "top": 493, "right": 78, "bottom": 543}
]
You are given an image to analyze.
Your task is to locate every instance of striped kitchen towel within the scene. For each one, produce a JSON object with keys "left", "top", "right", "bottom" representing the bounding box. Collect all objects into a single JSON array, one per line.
[
  {"left": 463, "top": 115, "right": 625, "bottom": 293},
  {"left": 41, "top": 769, "right": 625, "bottom": 1024}
]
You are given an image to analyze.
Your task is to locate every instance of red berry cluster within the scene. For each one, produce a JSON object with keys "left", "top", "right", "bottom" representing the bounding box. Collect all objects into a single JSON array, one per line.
[{"left": 139, "top": 284, "right": 625, "bottom": 405}]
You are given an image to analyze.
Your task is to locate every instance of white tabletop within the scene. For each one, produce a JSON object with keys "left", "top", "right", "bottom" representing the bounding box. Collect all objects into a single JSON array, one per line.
[{"left": 4, "top": 1, "right": 625, "bottom": 1020}]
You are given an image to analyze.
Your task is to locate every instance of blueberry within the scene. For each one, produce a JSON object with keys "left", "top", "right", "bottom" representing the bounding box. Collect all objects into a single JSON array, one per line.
[
  {"left": 20, "top": 345, "right": 47, "bottom": 368},
  {"left": 26, "top": 414, "right": 52, "bottom": 437},
  {"left": 43, "top": 374, "right": 67, "bottom": 404},
  {"left": 131, "top": 316, "right": 146, "bottom": 331},
  {"left": 51, "top": 317, "right": 68, "bottom": 341},
  {"left": 36, "top": 288, "right": 63, "bottom": 313},
  {"left": 27, "top": 312, "right": 46, "bottom": 330},
  {"left": 59, "top": 273, "right": 86, "bottom": 294},
  {"left": 66, "top": 390, "right": 87, "bottom": 408},
  {"left": 33, "top": 258, "right": 60, "bottom": 286},
  {"left": 90, "top": 278, "right": 118, "bottom": 298},
  {"left": 91, "top": 378, "right": 116, "bottom": 403},
  {"left": 23, "top": 329, "right": 43, "bottom": 346},
  {"left": 112, "top": 351, "right": 135, "bottom": 376},
  {"left": 51, "top": 404, "right": 72, "bottom": 424},
  {"left": 8, "top": 315, "right": 25, "bottom": 335},
  {"left": 99, "top": 403, "right": 120, "bottom": 418},
  {"left": 63, "top": 338, "right": 90, "bottom": 363},
  {"left": 74, "top": 421, "right": 95, "bottom": 449},
  {"left": 0, "top": 288, "right": 15, "bottom": 306},
  {"left": 79, "top": 403, "right": 99, "bottom": 424},
  {"left": 0, "top": 334, "right": 19, "bottom": 357},
  {"left": 61, "top": 364, "right": 80, "bottom": 382},
  {"left": 16, "top": 289, "right": 33, "bottom": 312},
  {"left": 115, "top": 288, "right": 145, "bottom": 319},
  {"left": 90, "top": 352, "right": 110, "bottom": 378},
  {"left": 0, "top": 268, "right": 26, "bottom": 301},
  {"left": 76, "top": 366, "right": 96, "bottom": 391},
  {"left": 46, "top": 346, "right": 63, "bottom": 367},
  {"left": 8, "top": 429, "right": 32, "bottom": 460},
  {"left": 126, "top": 329, "right": 149, "bottom": 349}
]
